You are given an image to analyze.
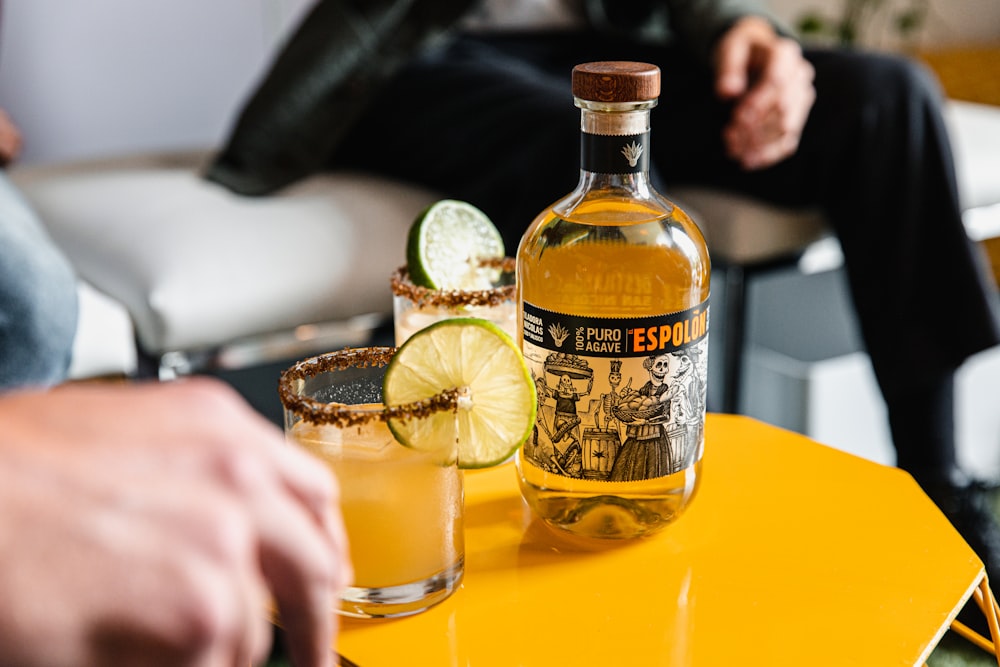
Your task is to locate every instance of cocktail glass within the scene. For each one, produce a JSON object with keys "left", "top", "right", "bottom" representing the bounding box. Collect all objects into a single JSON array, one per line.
[
  {"left": 390, "top": 258, "right": 516, "bottom": 344},
  {"left": 278, "top": 346, "right": 464, "bottom": 619}
]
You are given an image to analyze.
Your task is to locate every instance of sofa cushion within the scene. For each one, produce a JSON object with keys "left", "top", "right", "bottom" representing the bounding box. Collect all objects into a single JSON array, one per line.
[
  {"left": 13, "top": 152, "right": 439, "bottom": 355},
  {"left": 668, "top": 186, "right": 829, "bottom": 266},
  {"left": 945, "top": 100, "right": 1000, "bottom": 213},
  {"left": 70, "top": 281, "right": 137, "bottom": 379}
]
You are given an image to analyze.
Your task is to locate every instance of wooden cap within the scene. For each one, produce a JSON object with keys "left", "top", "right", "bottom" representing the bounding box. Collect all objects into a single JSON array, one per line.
[{"left": 572, "top": 61, "right": 660, "bottom": 103}]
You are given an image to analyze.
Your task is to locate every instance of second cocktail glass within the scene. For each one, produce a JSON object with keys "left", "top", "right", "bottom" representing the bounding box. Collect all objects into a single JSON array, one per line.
[{"left": 390, "top": 258, "right": 517, "bottom": 345}]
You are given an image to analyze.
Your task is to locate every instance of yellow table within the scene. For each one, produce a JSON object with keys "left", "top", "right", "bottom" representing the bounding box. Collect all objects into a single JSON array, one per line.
[{"left": 337, "top": 414, "right": 997, "bottom": 665}]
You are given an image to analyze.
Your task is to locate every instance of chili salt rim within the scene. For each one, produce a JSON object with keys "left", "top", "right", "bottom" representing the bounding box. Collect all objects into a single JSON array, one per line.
[
  {"left": 278, "top": 346, "right": 459, "bottom": 428},
  {"left": 390, "top": 257, "right": 516, "bottom": 308}
]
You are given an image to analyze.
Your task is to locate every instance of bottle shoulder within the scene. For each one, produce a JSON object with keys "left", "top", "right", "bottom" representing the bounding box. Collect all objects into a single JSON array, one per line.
[{"left": 521, "top": 189, "right": 710, "bottom": 261}]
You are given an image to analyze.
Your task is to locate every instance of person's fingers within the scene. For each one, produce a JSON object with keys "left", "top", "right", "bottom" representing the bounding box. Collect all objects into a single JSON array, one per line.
[
  {"left": 758, "top": 39, "right": 815, "bottom": 122},
  {"left": 175, "top": 489, "right": 276, "bottom": 667},
  {"left": 39, "top": 379, "right": 347, "bottom": 664},
  {"left": 730, "top": 37, "right": 806, "bottom": 125},
  {"left": 246, "top": 421, "right": 350, "bottom": 565},
  {"left": 169, "top": 377, "right": 342, "bottom": 545},
  {"left": 741, "top": 86, "right": 814, "bottom": 169},
  {"left": 204, "top": 403, "right": 353, "bottom": 595},
  {"left": 234, "top": 558, "right": 274, "bottom": 667},
  {"left": 739, "top": 134, "right": 799, "bottom": 170},
  {"left": 730, "top": 99, "right": 791, "bottom": 152},
  {"left": 0, "top": 380, "right": 347, "bottom": 666},
  {"left": 175, "top": 390, "right": 347, "bottom": 666},
  {"left": 87, "top": 481, "right": 269, "bottom": 666},
  {"left": 252, "top": 482, "right": 341, "bottom": 667},
  {"left": 726, "top": 110, "right": 800, "bottom": 169},
  {"left": 126, "top": 471, "right": 295, "bottom": 667},
  {"left": 724, "top": 40, "right": 815, "bottom": 170},
  {"left": 136, "top": 379, "right": 349, "bottom": 665},
  {"left": 89, "top": 379, "right": 342, "bottom": 665},
  {"left": 715, "top": 29, "right": 751, "bottom": 99},
  {"left": 724, "top": 81, "right": 780, "bottom": 162}
]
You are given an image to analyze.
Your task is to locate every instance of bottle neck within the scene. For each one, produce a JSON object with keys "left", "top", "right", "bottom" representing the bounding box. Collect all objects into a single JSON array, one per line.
[{"left": 577, "top": 100, "right": 655, "bottom": 195}]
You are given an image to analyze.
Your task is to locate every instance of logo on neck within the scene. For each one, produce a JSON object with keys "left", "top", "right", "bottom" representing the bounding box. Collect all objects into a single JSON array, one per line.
[{"left": 621, "top": 141, "right": 643, "bottom": 168}]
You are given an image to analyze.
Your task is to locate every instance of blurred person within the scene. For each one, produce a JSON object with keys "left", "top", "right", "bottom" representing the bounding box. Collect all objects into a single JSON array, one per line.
[
  {"left": 0, "top": 106, "right": 78, "bottom": 389},
  {"left": 206, "top": 0, "right": 1000, "bottom": 623},
  {"left": 0, "top": 378, "right": 351, "bottom": 666}
]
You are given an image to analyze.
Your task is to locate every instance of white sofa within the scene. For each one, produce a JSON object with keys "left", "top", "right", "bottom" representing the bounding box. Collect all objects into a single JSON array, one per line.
[{"left": 11, "top": 153, "right": 439, "bottom": 379}]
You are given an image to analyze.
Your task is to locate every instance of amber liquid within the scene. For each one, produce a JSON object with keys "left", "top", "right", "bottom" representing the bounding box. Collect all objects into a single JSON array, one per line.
[
  {"left": 517, "top": 193, "right": 711, "bottom": 539},
  {"left": 290, "top": 419, "right": 464, "bottom": 588}
]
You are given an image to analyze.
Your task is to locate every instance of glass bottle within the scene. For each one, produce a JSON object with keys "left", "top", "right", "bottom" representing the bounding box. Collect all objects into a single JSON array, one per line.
[{"left": 516, "top": 61, "right": 711, "bottom": 539}]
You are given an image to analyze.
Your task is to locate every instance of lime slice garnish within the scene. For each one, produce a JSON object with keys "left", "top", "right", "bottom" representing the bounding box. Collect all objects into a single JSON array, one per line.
[
  {"left": 406, "top": 199, "right": 504, "bottom": 290},
  {"left": 383, "top": 318, "right": 536, "bottom": 469}
]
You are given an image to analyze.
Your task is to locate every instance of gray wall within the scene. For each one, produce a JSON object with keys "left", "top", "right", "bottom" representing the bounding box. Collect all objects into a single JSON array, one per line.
[{"left": 0, "top": 0, "right": 312, "bottom": 165}]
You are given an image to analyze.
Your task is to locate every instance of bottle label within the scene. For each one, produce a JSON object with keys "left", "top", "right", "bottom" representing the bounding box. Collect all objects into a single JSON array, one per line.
[
  {"left": 580, "top": 130, "right": 649, "bottom": 175},
  {"left": 520, "top": 300, "right": 709, "bottom": 482}
]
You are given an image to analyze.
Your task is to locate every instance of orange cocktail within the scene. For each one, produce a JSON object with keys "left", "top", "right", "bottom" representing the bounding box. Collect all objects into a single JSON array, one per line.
[
  {"left": 390, "top": 259, "right": 516, "bottom": 345},
  {"left": 291, "top": 418, "right": 463, "bottom": 593},
  {"left": 280, "top": 347, "right": 464, "bottom": 618}
]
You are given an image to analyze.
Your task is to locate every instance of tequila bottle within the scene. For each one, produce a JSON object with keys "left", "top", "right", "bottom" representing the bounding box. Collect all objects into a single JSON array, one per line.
[{"left": 516, "top": 61, "right": 711, "bottom": 539}]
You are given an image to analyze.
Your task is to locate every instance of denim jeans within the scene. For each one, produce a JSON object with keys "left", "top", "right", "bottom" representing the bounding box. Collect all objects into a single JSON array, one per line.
[{"left": 0, "top": 173, "right": 77, "bottom": 390}]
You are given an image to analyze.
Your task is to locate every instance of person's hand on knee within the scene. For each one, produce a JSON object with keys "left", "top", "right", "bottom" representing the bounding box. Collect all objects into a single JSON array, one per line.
[{"left": 713, "top": 16, "right": 816, "bottom": 170}]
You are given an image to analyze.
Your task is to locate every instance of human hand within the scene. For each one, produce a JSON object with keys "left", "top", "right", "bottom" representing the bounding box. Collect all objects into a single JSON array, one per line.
[
  {"left": 0, "top": 378, "right": 351, "bottom": 667},
  {"left": 713, "top": 17, "right": 816, "bottom": 170},
  {"left": 0, "top": 108, "right": 23, "bottom": 166}
]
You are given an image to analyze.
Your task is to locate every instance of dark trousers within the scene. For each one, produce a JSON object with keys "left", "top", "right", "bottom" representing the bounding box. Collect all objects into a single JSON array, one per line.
[{"left": 338, "top": 30, "right": 1000, "bottom": 480}]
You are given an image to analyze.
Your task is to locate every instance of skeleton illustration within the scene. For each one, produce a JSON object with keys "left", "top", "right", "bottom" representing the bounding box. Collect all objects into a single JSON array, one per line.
[
  {"left": 599, "top": 359, "right": 625, "bottom": 432},
  {"left": 608, "top": 352, "right": 676, "bottom": 481},
  {"left": 528, "top": 354, "right": 594, "bottom": 478}
]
